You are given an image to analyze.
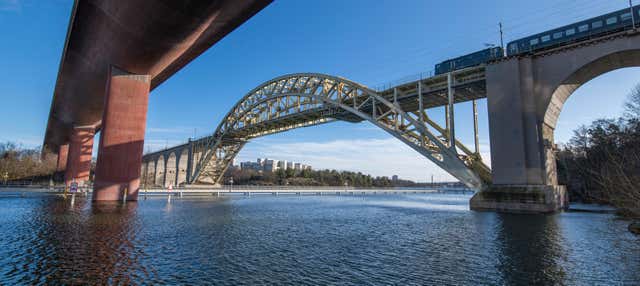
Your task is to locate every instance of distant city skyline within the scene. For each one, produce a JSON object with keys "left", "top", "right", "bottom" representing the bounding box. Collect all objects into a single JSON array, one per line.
[{"left": 237, "top": 157, "right": 312, "bottom": 173}]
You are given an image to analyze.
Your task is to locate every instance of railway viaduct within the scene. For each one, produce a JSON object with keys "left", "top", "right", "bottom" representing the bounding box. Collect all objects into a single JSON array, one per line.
[
  {"left": 141, "top": 30, "right": 640, "bottom": 213},
  {"left": 45, "top": 1, "right": 640, "bottom": 213},
  {"left": 470, "top": 30, "right": 640, "bottom": 212}
]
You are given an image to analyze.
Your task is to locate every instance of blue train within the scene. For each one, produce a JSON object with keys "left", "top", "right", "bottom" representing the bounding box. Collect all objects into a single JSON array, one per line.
[
  {"left": 435, "top": 47, "right": 503, "bottom": 75},
  {"left": 434, "top": 5, "right": 640, "bottom": 75}
]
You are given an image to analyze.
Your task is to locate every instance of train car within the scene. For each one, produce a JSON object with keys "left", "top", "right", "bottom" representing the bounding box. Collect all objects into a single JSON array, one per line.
[
  {"left": 507, "top": 5, "right": 640, "bottom": 56},
  {"left": 435, "top": 47, "right": 504, "bottom": 75}
]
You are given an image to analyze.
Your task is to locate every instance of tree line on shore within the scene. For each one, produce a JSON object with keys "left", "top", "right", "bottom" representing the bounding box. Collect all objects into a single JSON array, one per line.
[
  {"left": 0, "top": 142, "right": 56, "bottom": 184},
  {"left": 224, "top": 168, "right": 418, "bottom": 188},
  {"left": 556, "top": 85, "right": 640, "bottom": 217}
]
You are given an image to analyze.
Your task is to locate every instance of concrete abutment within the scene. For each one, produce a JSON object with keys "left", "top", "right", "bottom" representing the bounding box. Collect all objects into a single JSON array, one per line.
[{"left": 470, "top": 185, "right": 568, "bottom": 214}]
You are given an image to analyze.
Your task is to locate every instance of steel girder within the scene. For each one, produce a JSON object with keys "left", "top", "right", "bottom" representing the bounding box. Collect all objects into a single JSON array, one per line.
[{"left": 189, "top": 73, "right": 490, "bottom": 189}]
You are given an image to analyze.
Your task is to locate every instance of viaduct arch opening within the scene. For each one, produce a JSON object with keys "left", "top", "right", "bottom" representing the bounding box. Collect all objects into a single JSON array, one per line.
[{"left": 542, "top": 49, "right": 640, "bottom": 185}]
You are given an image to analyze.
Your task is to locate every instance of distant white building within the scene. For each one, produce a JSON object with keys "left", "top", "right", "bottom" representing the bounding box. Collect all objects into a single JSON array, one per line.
[{"left": 240, "top": 158, "right": 311, "bottom": 173}]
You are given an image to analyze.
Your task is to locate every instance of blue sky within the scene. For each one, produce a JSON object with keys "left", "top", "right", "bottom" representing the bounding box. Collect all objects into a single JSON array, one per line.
[{"left": 0, "top": 0, "right": 638, "bottom": 182}]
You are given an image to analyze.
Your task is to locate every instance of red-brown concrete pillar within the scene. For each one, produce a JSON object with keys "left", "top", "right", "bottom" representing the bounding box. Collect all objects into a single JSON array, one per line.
[
  {"left": 64, "top": 127, "right": 95, "bottom": 187},
  {"left": 56, "top": 144, "right": 69, "bottom": 172},
  {"left": 93, "top": 66, "right": 150, "bottom": 201}
]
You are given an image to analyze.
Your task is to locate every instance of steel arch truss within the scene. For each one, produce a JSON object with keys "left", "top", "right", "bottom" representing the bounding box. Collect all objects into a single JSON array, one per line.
[{"left": 189, "top": 73, "right": 490, "bottom": 190}]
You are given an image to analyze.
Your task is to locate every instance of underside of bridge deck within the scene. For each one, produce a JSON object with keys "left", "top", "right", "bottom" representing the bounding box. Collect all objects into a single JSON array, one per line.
[{"left": 45, "top": 0, "right": 272, "bottom": 201}]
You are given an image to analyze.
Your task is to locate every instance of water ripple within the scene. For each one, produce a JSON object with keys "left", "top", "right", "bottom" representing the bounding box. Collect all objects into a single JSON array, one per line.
[{"left": 0, "top": 193, "right": 638, "bottom": 285}]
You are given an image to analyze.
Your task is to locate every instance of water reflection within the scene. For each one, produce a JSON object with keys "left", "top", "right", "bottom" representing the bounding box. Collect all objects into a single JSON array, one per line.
[
  {"left": 25, "top": 198, "right": 143, "bottom": 284},
  {"left": 82, "top": 202, "right": 142, "bottom": 285},
  {"left": 496, "top": 214, "right": 567, "bottom": 285},
  {"left": 0, "top": 193, "right": 637, "bottom": 284}
]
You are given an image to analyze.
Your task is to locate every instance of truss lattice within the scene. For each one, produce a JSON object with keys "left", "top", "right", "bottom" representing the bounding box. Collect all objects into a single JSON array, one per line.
[{"left": 189, "top": 72, "right": 491, "bottom": 189}]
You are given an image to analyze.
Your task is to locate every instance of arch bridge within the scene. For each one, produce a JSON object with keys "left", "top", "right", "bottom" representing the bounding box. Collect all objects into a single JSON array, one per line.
[
  {"left": 143, "top": 29, "right": 640, "bottom": 213},
  {"left": 142, "top": 68, "right": 491, "bottom": 190}
]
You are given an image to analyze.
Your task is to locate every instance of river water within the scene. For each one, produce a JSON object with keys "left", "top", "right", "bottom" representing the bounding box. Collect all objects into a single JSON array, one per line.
[{"left": 0, "top": 191, "right": 638, "bottom": 285}]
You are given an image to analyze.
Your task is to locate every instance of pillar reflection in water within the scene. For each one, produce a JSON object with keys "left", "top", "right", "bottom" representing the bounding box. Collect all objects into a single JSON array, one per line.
[
  {"left": 29, "top": 198, "right": 147, "bottom": 285},
  {"left": 495, "top": 214, "right": 567, "bottom": 285},
  {"left": 82, "top": 202, "right": 145, "bottom": 284}
]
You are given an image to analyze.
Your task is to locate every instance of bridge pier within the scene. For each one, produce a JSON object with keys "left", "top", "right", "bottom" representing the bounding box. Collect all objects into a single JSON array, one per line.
[
  {"left": 471, "top": 185, "right": 567, "bottom": 213},
  {"left": 64, "top": 127, "right": 95, "bottom": 187},
  {"left": 93, "top": 67, "right": 150, "bottom": 201},
  {"left": 56, "top": 144, "right": 68, "bottom": 172},
  {"left": 471, "top": 57, "right": 571, "bottom": 213}
]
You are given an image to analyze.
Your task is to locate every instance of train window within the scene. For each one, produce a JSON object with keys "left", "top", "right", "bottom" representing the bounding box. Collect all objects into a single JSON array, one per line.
[
  {"left": 529, "top": 38, "right": 539, "bottom": 45},
  {"left": 553, "top": 32, "right": 563, "bottom": 39},
  {"left": 509, "top": 43, "right": 517, "bottom": 53},
  {"left": 622, "top": 12, "right": 632, "bottom": 21},
  {"left": 592, "top": 20, "right": 603, "bottom": 29},
  {"left": 606, "top": 17, "right": 618, "bottom": 25},
  {"left": 578, "top": 24, "right": 589, "bottom": 32},
  {"left": 566, "top": 28, "right": 575, "bottom": 36},
  {"left": 541, "top": 35, "right": 551, "bottom": 42}
]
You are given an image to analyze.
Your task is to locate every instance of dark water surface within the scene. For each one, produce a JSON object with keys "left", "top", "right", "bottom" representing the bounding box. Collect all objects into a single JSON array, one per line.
[{"left": 0, "top": 191, "right": 638, "bottom": 285}]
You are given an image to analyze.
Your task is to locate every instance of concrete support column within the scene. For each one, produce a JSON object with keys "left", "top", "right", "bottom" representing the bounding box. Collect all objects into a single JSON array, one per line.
[
  {"left": 152, "top": 160, "right": 158, "bottom": 187},
  {"left": 93, "top": 66, "right": 150, "bottom": 201},
  {"left": 140, "top": 162, "right": 147, "bottom": 188},
  {"left": 470, "top": 58, "right": 567, "bottom": 213},
  {"left": 186, "top": 140, "right": 194, "bottom": 184},
  {"left": 56, "top": 144, "right": 69, "bottom": 172},
  {"left": 484, "top": 58, "right": 546, "bottom": 186},
  {"left": 64, "top": 127, "right": 95, "bottom": 186}
]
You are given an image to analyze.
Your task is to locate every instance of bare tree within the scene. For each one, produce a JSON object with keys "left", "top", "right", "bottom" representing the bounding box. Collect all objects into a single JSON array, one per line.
[
  {"left": 624, "top": 84, "right": 640, "bottom": 119},
  {"left": 0, "top": 142, "right": 56, "bottom": 184}
]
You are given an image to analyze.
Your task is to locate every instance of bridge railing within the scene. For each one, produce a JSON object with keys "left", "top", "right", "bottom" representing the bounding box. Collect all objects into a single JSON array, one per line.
[
  {"left": 144, "top": 184, "right": 473, "bottom": 192},
  {"left": 372, "top": 69, "right": 436, "bottom": 92},
  {"left": 142, "top": 134, "right": 213, "bottom": 157}
]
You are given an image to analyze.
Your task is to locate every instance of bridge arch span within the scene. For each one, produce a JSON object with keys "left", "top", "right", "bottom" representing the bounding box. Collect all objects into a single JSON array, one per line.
[
  {"left": 543, "top": 50, "right": 640, "bottom": 131},
  {"left": 189, "top": 73, "right": 490, "bottom": 189},
  {"left": 542, "top": 40, "right": 640, "bottom": 186},
  {"left": 486, "top": 33, "right": 640, "bottom": 187}
]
